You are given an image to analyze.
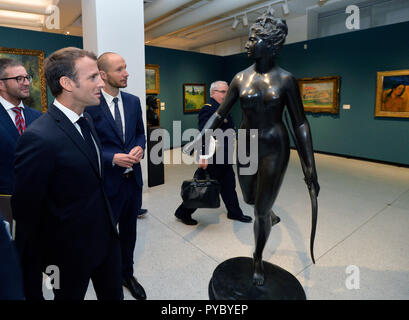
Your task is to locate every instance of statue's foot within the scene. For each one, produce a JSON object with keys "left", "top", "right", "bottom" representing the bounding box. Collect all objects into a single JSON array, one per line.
[{"left": 253, "top": 257, "right": 265, "bottom": 286}]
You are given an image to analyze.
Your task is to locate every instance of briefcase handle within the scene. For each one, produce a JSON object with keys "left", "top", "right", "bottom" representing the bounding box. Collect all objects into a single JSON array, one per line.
[{"left": 193, "top": 168, "right": 211, "bottom": 182}]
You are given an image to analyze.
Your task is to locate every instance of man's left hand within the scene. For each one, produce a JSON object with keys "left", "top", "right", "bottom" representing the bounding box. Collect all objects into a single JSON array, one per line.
[{"left": 129, "top": 146, "right": 144, "bottom": 162}]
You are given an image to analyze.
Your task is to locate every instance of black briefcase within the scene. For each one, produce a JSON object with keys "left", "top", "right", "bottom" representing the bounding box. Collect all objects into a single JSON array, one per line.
[{"left": 181, "top": 168, "right": 221, "bottom": 209}]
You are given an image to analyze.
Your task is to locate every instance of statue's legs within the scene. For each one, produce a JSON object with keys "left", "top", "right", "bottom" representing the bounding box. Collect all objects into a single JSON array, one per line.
[{"left": 251, "top": 150, "right": 289, "bottom": 286}]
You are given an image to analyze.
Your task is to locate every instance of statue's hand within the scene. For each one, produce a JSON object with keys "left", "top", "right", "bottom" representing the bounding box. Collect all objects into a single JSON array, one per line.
[
  {"left": 182, "top": 140, "right": 196, "bottom": 155},
  {"left": 304, "top": 168, "right": 320, "bottom": 197}
]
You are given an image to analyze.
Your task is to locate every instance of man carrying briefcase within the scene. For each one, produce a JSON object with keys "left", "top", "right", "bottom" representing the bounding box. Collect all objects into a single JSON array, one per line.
[{"left": 174, "top": 81, "right": 252, "bottom": 225}]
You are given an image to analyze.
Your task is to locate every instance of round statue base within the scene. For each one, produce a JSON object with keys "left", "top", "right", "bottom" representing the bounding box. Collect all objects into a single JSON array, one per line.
[{"left": 209, "top": 257, "right": 306, "bottom": 300}]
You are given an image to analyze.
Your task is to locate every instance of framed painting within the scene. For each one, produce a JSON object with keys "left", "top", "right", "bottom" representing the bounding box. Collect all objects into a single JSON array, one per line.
[
  {"left": 298, "top": 76, "right": 340, "bottom": 114},
  {"left": 183, "top": 83, "right": 206, "bottom": 113},
  {"left": 145, "top": 64, "right": 160, "bottom": 95},
  {"left": 0, "top": 47, "right": 47, "bottom": 112},
  {"left": 375, "top": 70, "right": 409, "bottom": 118}
]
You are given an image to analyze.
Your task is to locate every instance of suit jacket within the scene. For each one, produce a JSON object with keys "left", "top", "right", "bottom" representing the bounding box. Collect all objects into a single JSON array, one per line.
[
  {"left": 11, "top": 104, "right": 118, "bottom": 272},
  {"left": 85, "top": 91, "right": 146, "bottom": 198},
  {"left": 0, "top": 214, "right": 24, "bottom": 300},
  {"left": 0, "top": 103, "right": 42, "bottom": 195},
  {"left": 199, "top": 98, "right": 236, "bottom": 164}
]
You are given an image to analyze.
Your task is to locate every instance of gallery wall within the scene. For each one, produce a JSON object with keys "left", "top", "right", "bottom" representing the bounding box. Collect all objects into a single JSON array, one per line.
[
  {"left": 1, "top": 21, "right": 407, "bottom": 165},
  {"left": 224, "top": 21, "right": 409, "bottom": 166},
  {"left": 145, "top": 45, "right": 225, "bottom": 149},
  {"left": 0, "top": 26, "right": 83, "bottom": 104}
]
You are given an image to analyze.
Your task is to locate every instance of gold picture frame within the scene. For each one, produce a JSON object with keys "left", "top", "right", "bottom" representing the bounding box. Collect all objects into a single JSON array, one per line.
[
  {"left": 0, "top": 47, "right": 47, "bottom": 112},
  {"left": 298, "top": 76, "right": 340, "bottom": 114},
  {"left": 183, "top": 83, "right": 206, "bottom": 113},
  {"left": 145, "top": 64, "right": 160, "bottom": 95},
  {"left": 375, "top": 70, "right": 409, "bottom": 118}
]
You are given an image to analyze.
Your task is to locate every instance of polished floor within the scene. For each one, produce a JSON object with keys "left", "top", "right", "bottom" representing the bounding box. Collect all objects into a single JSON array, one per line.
[{"left": 43, "top": 148, "right": 409, "bottom": 300}]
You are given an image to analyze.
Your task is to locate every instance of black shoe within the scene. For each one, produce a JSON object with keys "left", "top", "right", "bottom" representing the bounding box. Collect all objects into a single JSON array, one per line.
[
  {"left": 271, "top": 215, "right": 281, "bottom": 226},
  {"left": 137, "top": 208, "right": 148, "bottom": 217},
  {"left": 175, "top": 211, "right": 198, "bottom": 225},
  {"left": 227, "top": 214, "right": 252, "bottom": 223},
  {"left": 123, "top": 276, "right": 146, "bottom": 300}
]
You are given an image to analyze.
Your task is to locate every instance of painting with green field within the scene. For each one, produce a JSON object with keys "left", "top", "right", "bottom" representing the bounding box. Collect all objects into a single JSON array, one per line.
[
  {"left": 183, "top": 83, "right": 206, "bottom": 113},
  {"left": 145, "top": 64, "right": 160, "bottom": 94}
]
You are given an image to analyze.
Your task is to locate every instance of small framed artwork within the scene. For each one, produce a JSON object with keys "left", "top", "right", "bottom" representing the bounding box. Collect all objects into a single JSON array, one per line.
[
  {"left": 145, "top": 64, "right": 160, "bottom": 95},
  {"left": 375, "top": 70, "right": 409, "bottom": 118},
  {"left": 298, "top": 76, "right": 340, "bottom": 114},
  {"left": 0, "top": 47, "right": 47, "bottom": 112},
  {"left": 183, "top": 83, "right": 206, "bottom": 113}
]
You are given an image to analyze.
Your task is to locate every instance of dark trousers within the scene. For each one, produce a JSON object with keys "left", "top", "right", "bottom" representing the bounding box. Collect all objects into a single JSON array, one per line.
[
  {"left": 176, "top": 164, "right": 243, "bottom": 218},
  {"left": 108, "top": 174, "right": 141, "bottom": 279},
  {"left": 53, "top": 237, "right": 123, "bottom": 300}
]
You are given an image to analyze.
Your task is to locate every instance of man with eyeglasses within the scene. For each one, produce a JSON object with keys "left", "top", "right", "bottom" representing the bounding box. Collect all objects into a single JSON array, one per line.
[
  {"left": 0, "top": 58, "right": 42, "bottom": 299},
  {"left": 175, "top": 81, "right": 252, "bottom": 225},
  {"left": 0, "top": 58, "right": 42, "bottom": 197}
]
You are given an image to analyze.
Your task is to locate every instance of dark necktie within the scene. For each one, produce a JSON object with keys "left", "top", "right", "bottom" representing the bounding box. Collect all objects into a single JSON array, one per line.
[
  {"left": 77, "top": 117, "right": 99, "bottom": 169},
  {"left": 12, "top": 106, "right": 26, "bottom": 135},
  {"left": 113, "top": 97, "right": 124, "bottom": 142}
]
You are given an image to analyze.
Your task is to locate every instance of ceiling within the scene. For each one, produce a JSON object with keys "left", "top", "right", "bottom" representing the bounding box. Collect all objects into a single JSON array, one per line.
[{"left": 0, "top": 0, "right": 407, "bottom": 55}]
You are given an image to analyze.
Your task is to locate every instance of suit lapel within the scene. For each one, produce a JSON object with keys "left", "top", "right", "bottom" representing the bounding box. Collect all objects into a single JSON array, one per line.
[
  {"left": 121, "top": 92, "right": 132, "bottom": 144},
  {"left": 22, "top": 106, "right": 38, "bottom": 125},
  {"left": 100, "top": 96, "right": 124, "bottom": 144},
  {"left": 85, "top": 112, "right": 104, "bottom": 177},
  {"left": 48, "top": 105, "right": 101, "bottom": 177},
  {"left": 0, "top": 103, "right": 19, "bottom": 142}
]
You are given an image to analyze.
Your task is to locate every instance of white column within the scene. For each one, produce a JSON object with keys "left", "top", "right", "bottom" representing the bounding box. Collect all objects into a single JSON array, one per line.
[{"left": 81, "top": 0, "right": 148, "bottom": 187}]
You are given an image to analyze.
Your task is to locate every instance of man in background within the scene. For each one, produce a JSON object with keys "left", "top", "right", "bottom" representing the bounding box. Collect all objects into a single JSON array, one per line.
[
  {"left": 0, "top": 58, "right": 42, "bottom": 299},
  {"left": 175, "top": 81, "right": 252, "bottom": 225},
  {"left": 86, "top": 52, "right": 147, "bottom": 300}
]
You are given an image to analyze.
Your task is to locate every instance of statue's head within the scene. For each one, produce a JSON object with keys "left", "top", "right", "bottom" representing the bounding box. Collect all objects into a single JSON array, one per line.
[{"left": 246, "top": 11, "right": 288, "bottom": 58}]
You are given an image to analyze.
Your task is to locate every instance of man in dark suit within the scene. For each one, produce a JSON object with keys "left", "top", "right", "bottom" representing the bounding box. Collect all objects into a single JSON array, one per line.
[
  {"left": 0, "top": 58, "right": 42, "bottom": 299},
  {"left": 175, "top": 81, "right": 252, "bottom": 225},
  {"left": 0, "top": 58, "right": 42, "bottom": 220},
  {"left": 11, "top": 47, "right": 123, "bottom": 300},
  {"left": 0, "top": 212, "right": 24, "bottom": 300},
  {"left": 85, "top": 52, "right": 146, "bottom": 300}
]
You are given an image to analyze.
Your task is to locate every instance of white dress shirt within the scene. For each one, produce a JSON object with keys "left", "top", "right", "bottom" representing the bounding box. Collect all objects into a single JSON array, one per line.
[
  {"left": 53, "top": 98, "right": 101, "bottom": 173},
  {"left": 0, "top": 95, "right": 25, "bottom": 126},
  {"left": 101, "top": 89, "right": 132, "bottom": 172}
]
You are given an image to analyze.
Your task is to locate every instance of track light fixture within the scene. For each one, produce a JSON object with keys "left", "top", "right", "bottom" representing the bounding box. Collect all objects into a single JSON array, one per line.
[
  {"left": 242, "top": 13, "right": 248, "bottom": 26},
  {"left": 282, "top": 0, "right": 289, "bottom": 15},
  {"left": 232, "top": 16, "right": 239, "bottom": 29}
]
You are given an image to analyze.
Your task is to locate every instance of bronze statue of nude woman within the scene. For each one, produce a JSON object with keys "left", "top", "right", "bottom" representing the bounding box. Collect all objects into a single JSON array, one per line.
[{"left": 184, "top": 11, "right": 320, "bottom": 287}]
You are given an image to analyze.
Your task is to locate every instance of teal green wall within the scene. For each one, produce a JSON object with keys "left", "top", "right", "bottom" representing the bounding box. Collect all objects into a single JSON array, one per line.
[
  {"left": 145, "top": 46, "right": 225, "bottom": 149},
  {"left": 0, "top": 26, "right": 83, "bottom": 105},
  {"left": 224, "top": 21, "right": 409, "bottom": 166},
  {"left": 1, "top": 22, "right": 407, "bottom": 165}
]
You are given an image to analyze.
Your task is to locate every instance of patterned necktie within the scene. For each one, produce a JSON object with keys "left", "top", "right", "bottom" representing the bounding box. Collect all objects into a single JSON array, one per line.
[
  {"left": 113, "top": 97, "right": 124, "bottom": 142},
  {"left": 77, "top": 117, "right": 99, "bottom": 169},
  {"left": 12, "top": 106, "right": 26, "bottom": 135}
]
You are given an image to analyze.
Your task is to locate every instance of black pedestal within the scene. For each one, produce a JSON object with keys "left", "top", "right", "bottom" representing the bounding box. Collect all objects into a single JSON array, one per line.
[
  {"left": 209, "top": 257, "right": 306, "bottom": 300},
  {"left": 147, "top": 126, "right": 164, "bottom": 187}
]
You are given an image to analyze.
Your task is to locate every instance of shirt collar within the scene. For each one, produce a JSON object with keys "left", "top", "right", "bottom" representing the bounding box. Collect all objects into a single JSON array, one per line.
[
  {"left": 53, "top": 98, "right": 83, "bottom": 124},
  {"left": 101, "top": 89, "right": 121, "bottom": 106},
  {"left": 210, "top": 97, "right": 220, "bottom": 108},
  {"left": 0, "top": 94, "right": 25, "bottom": 111}
]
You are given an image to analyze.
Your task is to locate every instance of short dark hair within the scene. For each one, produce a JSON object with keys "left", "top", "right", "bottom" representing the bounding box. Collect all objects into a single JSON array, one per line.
[
  {"left": 44, "top": 47, "right": 97, "bottom": 97},
  {"left": 250, "top": 11, "right": 288, "bottom": 55},
  {"left": 0, "top": 58, "right": 24, "bottom": 78}
]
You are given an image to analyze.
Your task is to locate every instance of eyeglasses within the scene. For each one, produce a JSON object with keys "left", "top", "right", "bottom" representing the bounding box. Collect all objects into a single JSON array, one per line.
[
  {"left": 0, "top": 75, "right": 32, "bottom": 84},
  {"left": 214, "top": 90, "right": 227, "bottom": 94}
]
